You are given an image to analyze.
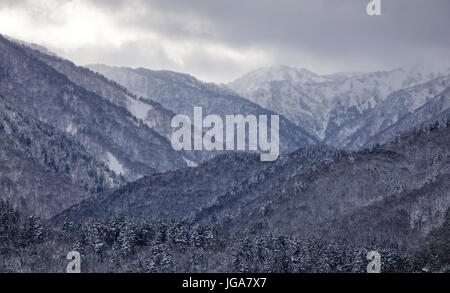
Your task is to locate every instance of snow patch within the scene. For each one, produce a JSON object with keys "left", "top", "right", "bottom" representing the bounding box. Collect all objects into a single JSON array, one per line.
[
  {"left": 126, "top": 97, "right": 153, "bottom": 122},
  {"left": 106, "top": 152, "right": 125, "bottom": 176},
  {"left": 183, "top": 157, "right": 198, "bottom": 167},
  {"left": 65, "top": 122, "right": 77, "bottom": 135}
]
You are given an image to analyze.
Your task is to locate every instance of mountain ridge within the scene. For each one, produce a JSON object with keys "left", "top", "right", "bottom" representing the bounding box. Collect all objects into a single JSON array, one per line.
[
  {"left": 0, "top": 34, "right": 190, "bottom": 181},
  {"left": 87, "top": 64, "right": 320, "bottom": 152}
]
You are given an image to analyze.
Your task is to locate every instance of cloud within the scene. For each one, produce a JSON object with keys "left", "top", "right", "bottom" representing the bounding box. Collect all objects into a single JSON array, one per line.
[{"left": 1, "top": 0, "right": 449, "bottom": 82}]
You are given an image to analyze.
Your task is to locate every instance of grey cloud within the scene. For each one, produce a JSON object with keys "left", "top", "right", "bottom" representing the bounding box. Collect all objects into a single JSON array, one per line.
[
  {"left": 3, "top": 0, "right": 450, "bottom": 81},
  {"left": 90, "top": 0, "right": 450, "bottom": 74},
  {"left": 58, "top": 39, "right": 178, "bottom": 70}
]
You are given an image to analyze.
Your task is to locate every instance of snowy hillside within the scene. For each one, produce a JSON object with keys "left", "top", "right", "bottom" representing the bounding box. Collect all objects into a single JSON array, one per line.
[{"left": 228, "top": 60, "right": 450, "bottom": 148}]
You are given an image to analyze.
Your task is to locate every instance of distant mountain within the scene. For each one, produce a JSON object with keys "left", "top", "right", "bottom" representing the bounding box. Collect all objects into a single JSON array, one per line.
[
  {"left": 13, "top": 41, "right": 177, "bottom": 143},
  {"left": 87, "top": 64, "right": 319, "bottom": 154},
  {"left": 326, "top": 75, "right": 450, "bottom": 148},
  {"left": 0, "top": 34, "right": 190, "bottom": 181},
  {"left": 0, "top": 95, "right": 119, "bottom": 219},
  {"left": 366, "top": 86, "right": 450, "bottom": 148},
  {"left": 228, "top": 65, "right": 331, "bottom": 139},
  {"left": 228, "top": 63, "right": 450, "bottom": 148}
]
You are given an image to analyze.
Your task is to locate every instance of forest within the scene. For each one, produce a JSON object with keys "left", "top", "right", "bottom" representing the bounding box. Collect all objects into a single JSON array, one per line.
[{"left": 1, "top": 199, "right": 448, "bottom": 273}]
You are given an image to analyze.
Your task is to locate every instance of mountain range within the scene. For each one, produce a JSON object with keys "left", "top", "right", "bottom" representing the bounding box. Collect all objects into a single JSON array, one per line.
[
  {"left": 55, "top": 111, "right": 450, "bottom": 252},
  {"left": 0, "top": 34, "right": 449, "bottom": 272},
  {"left": 87, "top": 64, "right": 319, "bottom": 154},
  {"left": 0, "top": 34, "right": 191, "bottom": 182},
  {"left": 228, "top": 62, "right": 450, "bottom": 149}
]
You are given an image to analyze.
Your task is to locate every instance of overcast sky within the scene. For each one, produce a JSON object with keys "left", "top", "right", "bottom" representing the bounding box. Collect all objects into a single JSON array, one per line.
[{"left": 1, "top": 0, "right": 449, "bottom": 82}]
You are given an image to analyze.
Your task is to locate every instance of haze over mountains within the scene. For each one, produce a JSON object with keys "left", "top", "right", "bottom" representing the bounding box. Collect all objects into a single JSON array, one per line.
[{"left": 0, "top": 34, "right": 449, "bottom": 272}]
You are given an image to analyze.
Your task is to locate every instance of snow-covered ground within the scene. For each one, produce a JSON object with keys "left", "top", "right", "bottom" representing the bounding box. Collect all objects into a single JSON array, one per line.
[{"left": 106, "top": 152, "right": 125, "bottom": 176}]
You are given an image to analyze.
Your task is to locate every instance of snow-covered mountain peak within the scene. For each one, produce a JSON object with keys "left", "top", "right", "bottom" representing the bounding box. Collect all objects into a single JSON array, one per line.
[
  {"left": 230, "top": 65, "right": 330, "bottom": 88},
  {"left": 228, "top": 60, "right": 450, "bottom": 144}
]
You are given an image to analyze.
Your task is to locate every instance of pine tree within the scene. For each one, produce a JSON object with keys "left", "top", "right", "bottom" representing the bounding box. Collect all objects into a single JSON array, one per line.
[
  {"left": 24, "top": 215, "right": 44, "bottom": 243},
  {"left": 62, "top": 217, "right": 74, "bottom": 238}
]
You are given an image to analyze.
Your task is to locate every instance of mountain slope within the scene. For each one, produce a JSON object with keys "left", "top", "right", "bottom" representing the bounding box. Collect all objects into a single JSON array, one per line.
[
  {"left": 228, "top": 63, "right": 450, "bottom": 148},
  {"left": 0, "top": 95, "right": 119, "bottom": 218},
  {"left": 56, "top": 111, "right": 450, "bottom": 251},
  {"left": 366, "top": 87, "right": 450, "bottom": 148},
  {"left": 222, "top": 114, "right": 450, "bottom": 249},
  {"left": 53, "top": 145, "right": 337, "bottom": 223},
  {"left": 0, "top": 34, "right": 188, "bottom": 181},
  {"left": 88, "top": 64, "right": 319, "bottom": 153},
  {"left": 12, "top": 40, "right": 177, "bottom": 142},
  {"left": 322, "top": 62, "right": 450, "bottom": 142},
  {"left": 228, "top": 65, "right": 331, "bottom": 139},
  {"left": 326, "top": 75, "right": 450, "bottom": 148}
]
